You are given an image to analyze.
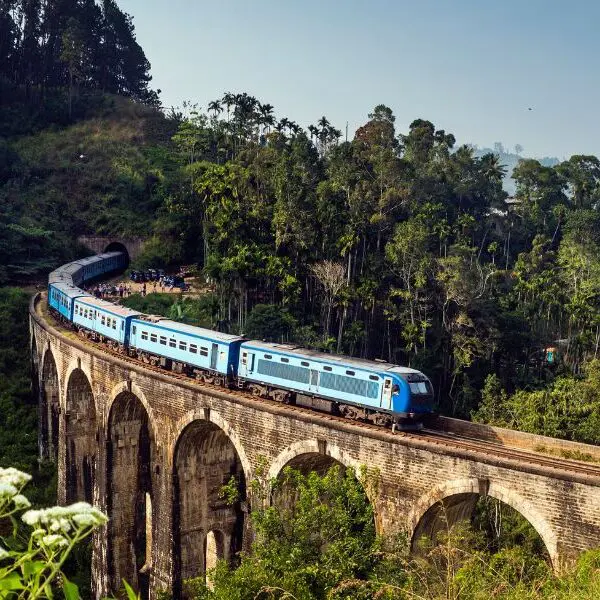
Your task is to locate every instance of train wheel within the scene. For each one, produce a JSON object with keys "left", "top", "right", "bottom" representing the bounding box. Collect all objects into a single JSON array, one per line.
[
  {"left": 271, "top": 389, "right": 290, "bottom": 403},
  {"left": 249, "top": 384, "right": 267, "bottom": 398}
]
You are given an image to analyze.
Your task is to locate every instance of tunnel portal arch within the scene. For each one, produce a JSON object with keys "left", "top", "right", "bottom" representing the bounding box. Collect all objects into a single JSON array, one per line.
[{"left": 104, "top": 242, "right": 130, "bottom": 267}]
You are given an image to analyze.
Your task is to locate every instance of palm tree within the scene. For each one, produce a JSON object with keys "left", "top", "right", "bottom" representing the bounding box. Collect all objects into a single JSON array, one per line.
[
  {"left": 259, "top": 103, "right": 275, "bottom": 134},
  {"left": 208, "top": 100, "right": 222, "bottom": 118},
  {"left": 221, "top": 92, "right": 235, "bottom": 122},
  {"left": 278, "top": 117, "right": 291, "bottom": 134}
]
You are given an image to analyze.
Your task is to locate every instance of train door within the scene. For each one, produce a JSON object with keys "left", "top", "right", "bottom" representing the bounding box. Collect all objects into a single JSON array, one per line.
[
  {"left": 381, "top": 378, "right": 393, "bottom": 409},
  {"left": 239, "top": 350, "right": 255, "bottom": 377},
  {"left": 309, "top": 369, "right": 319, "bottom": 393},
  {"left": 210, "top": 343, "right": 219, "bottom": 370}
]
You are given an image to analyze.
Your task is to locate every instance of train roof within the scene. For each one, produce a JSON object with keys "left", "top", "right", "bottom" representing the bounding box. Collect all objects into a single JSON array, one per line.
[
  {"left": 240, "top": 341, "right": 425, "bottom": 374},
  {"left": 74, "top": 296, "right": 141, "bottom": 318},
  {"left": 132, "top": 317, "right": 244, "bottom": 343},
  {"left": 49, "top": 282, "right": 91, "bottom": 300}
]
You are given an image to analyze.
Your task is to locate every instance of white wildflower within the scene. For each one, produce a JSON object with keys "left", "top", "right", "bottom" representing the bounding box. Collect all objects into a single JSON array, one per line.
[
  {"left": 40, "top": 534, "right": 68, "bottom": 549},
  {"left": 22, "top": 509, "right": 41, "bottom": 526},
  {"left": 12, "top": 494, "right": 31, "bottom": 509},
  {"left": 0, "top": 468, "right": 31, "bottom": 488},
  {"left": 72, "top": 513, "right": 96, "bottom": 527},
  {"left": 0, "top": 545, "right": 8, "bottom": 560},
  {"left": 0, "top": 482, "right": 18, "bottom": 498}
]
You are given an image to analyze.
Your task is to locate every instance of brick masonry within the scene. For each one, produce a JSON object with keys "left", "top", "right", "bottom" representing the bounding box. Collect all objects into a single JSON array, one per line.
[{"left": 30, "top": 296, "right": 600, "bottom": 599}]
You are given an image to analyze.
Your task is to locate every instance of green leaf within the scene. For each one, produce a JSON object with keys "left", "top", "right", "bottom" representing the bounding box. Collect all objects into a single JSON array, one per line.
[
  {"left": 62, "top": 575, "right": 80, "bottom": 600},
  {"left": 0, "top": 572, "right": 24, "bottom": 591},
  {"left": 22, "top": 559, "right": 46, "bottom": 579},
  {"left": 121, "top": 579, "right": 140, "bottom": 600}
]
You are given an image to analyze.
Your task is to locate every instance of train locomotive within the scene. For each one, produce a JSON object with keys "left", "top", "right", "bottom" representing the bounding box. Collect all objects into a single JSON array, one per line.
[{"left": 48, "top": 252, "right": 435, "bottom": 429}]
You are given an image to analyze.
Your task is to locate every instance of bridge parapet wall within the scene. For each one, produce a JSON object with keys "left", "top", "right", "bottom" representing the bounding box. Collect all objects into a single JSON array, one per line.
[{"left": 435, "top": 415, "right": 600, "bottom": 461}]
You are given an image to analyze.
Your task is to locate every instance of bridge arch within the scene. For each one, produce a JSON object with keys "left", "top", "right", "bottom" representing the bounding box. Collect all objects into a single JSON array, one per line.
[
  {"left": 64, "top": 368, "right": 97, "bottom": 504},
  {"left": 106, "top": 390, "right": 154, "bottom": 599},
  {"left": 409, "top": 478, "right": 558, "bottom": 567},
  {"left": 171, "top": 409, "right": 252, "bottom": 483},
  {"left": 172, "top": 415, "right": 247, "bottom": 594},
  {"left": 40, "top": 346, "right": 60, "bottom": 461},
  {"left": 267, "top": 440, "right": 361, "bottom": 482}
]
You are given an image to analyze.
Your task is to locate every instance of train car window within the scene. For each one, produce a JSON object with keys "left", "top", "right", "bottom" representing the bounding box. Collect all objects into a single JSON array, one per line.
[
  {"left": 150, "top": 334, "right": 157, "bottom": 343},
  {"left": 179, "top": 341, "right": 187, "bottom": 351},
  {"left": 159, "top": 336, "right": 167, "bottom": 345},
  {"left": 301, "top": 361, "right": 309, "bottom": 366},
  {"left": 101, "top": 316, "right": 105, "bottom": 325},
  {"left": 200, "top": 347, "right": 208, "bottom": 357},
  {"left": 169, "top": 339, "right": 176, "bottom": 348},
  {"left": 112, "top": 320, "right": 116, "bottom": 329},
  {"left": 141, "top": 331, "right": 148, "bottom": 340},
  {"left": 323, "top": 366, "right": 332, "bottom": 371},
  {"left": 281, "top": 357, "right": 289, "bottom": 363},
  {"left": 189, "top": 344, "right": 197, "bottom": 354},
  {"left": 346, "top": 370, "right": 355, "bottom": 376},
  {"left": 121, "top": 322, "right": 124, "bottom": 330},
  {"left": 132, "top": 326, "right": 136, "bottom": 334},
  {"left": 369, "top": 375, "right": 379, "bottom": 381},
  {"left": 264, "top": 354, "right": 272, "bottom": 359}
]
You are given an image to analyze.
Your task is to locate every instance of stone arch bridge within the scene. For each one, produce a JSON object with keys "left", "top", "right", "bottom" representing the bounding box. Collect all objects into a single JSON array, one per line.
[{"left": 30, "top": 295, "right": 600, "bottom": 599}]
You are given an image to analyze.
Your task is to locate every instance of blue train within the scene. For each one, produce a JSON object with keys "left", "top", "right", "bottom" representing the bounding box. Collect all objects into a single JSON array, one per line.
[{"left": 48, "top": 252, "right": 435, "bottom": 428}]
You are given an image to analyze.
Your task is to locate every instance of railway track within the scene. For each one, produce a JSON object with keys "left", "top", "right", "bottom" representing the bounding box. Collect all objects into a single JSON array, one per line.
[{"left": 35, "top": 295, "right": 600, "bottom": 483}]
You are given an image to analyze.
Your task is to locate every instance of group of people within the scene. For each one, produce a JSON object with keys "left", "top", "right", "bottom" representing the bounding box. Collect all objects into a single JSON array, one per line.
[{"left": 92, "top": 283, "right": 132, "bottom": 299}]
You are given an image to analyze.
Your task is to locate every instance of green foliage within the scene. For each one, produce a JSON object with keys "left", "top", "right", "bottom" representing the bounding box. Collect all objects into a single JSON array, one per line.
[
  {"left": 193, "top": 466, "right": 382, "bottom": 600},
  {"left": 243, "top": 304, "right": 297, "bottom": 341},
  {"left": 473, "top": 361, "right": 600, "bottom": 444}
]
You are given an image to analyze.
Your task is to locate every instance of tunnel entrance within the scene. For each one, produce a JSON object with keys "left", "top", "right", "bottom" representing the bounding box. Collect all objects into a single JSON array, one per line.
[
  {"left": 173, "top": 420, "right": 246, "bottom": 596},
  {"left": 104, "top": 242, "right": 130, "bottom": 268},
  {"left": 65, "top": 369, "right": 97, "bottom": 503},
  {"left": 40, "top": 350, "right": 60, "bottom": 462},
  {"left": 107, "top": 392, "right": 152, "bottom": 599}
]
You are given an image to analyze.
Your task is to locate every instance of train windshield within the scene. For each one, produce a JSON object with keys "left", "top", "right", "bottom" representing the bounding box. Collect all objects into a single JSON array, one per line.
[{"left": 409, "top": 382, "right": 429, "bottom": 394}]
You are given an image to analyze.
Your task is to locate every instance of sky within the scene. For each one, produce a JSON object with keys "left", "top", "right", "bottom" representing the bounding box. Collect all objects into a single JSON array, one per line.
[{"left": 118, "top": 0, "right": 600, "bottom": 159}]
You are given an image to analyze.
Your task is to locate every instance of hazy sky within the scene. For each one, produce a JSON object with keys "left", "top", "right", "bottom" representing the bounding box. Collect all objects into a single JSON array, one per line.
[{"left": 118, "top": 0, "right": 599, "bottom": 159}]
